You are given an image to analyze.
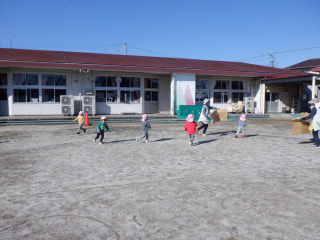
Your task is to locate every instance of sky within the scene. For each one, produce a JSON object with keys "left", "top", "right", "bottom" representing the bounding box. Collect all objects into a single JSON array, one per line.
[{"left": 1, "top": 0, "right": 320, "bottom": 68}]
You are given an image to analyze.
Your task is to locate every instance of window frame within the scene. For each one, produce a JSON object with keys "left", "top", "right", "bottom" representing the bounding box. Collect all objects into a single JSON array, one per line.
[
  {"left": 95, "top": 75, "right": 141, "bottom": 103},
  {"left": 212, "top": 79, "right": 248, "bottom": 104},
  {"left": 12, "top": 72, "right": 67, "bottom": 103},
  {"left": 196, "top": 79, "right": 210, "bottom": 105},
  {"left": 0, "top": 73, "right": 8, "bottom": 101},
  {"left": 144, "top": 78, "right": 159, "bottom": 102}
]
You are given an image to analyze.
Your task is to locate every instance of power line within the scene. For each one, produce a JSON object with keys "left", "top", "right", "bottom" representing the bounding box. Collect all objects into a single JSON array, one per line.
[
  {"left": 237, "top": 45, "right": 320, "bottom": 62},
  {"left": 273, "top": 45, "right": 320, "bottom": 54},
  {"left": 129, "top": 44, "right": 178, "bottom": 58}
]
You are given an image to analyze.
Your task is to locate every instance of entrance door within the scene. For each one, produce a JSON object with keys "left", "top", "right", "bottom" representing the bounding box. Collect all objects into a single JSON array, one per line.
[
  {"left": 144, "top": 91, "right": 159, "bottom": 113},
  {"left": 265, "top": 92, "right": 279, "bottom": 112}
]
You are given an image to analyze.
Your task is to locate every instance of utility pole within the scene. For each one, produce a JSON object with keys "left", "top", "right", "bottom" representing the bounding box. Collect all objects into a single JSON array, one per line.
[
  {"left": 269, "top": 51, "right": 275, "bottom": 67},
  {"left": 123, "top": 43, "right": 127, "bottom": 55},
  {"left": 8, "top": 34, "right": 16, "bottom": 49}
]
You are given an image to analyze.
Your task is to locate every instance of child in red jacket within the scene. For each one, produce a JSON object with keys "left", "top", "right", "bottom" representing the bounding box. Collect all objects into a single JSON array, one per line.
[{"left": 184, "top": 114, "right": 198, "bottom": 146}]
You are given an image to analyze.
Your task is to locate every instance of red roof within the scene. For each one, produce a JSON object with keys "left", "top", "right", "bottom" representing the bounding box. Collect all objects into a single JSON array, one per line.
[
  {"left": 312, "top": 65, "right": 320, "bottom": 72},
  {"left": 0, "top": 48, "right": 310, "bottom": 79},
  {"left": 287, "top": 58, "right": 320, "bottom": 70}
]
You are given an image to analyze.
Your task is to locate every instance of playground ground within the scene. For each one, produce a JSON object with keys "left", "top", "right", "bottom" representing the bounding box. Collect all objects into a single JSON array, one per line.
[{"left": 0, "top": 118, "right": 319, "bottom": 239}]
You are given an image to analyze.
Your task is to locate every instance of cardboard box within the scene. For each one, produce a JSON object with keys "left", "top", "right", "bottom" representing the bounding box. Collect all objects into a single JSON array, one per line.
[
  {"left": 292, "top": 119, "right": 311, "bottom": 135},
  {"left": 217, "top": 109, "right": 228, "bottom": 121},
  {"left": 209, "top": 109, "right": 228, "bottom": 124}
]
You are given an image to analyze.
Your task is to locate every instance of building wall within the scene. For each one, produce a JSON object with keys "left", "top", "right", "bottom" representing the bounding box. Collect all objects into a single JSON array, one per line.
[
  {"left": 1, "top": 68, "right": 172, "bottom": 116},
  {"left": 171, "top": 73, "right": 196, "bottom": 113}
]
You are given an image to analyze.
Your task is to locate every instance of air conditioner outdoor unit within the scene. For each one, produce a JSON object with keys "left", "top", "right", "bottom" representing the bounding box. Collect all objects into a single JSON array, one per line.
[
  {"left": 244, "top": 97, "right": 254, "bottom": 113},
  {"left": 82, "top": 96, "right": 96, "bottom": 116},
  {"left": 60, "top": 95, "right": 74, "bottom": 116}
]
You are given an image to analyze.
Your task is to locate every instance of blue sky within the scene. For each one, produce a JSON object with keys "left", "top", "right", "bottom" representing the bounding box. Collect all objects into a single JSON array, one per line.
[{"left": 1, "top": 0, "right": 320, "bottom": 68}]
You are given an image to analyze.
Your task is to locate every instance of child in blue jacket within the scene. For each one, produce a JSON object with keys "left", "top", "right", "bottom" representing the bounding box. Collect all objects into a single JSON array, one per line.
[
  {"left": 235, "top": 114, "right": 247, "bottom": 138},
  {"left": 136, "top": 114, "right": 151, "bottom": 143}
]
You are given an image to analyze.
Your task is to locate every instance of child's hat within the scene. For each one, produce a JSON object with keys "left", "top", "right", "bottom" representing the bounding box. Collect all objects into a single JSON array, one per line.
[
  {"left": 79, "top": 111, "right": 84, "bottom": 115},
  {"left": 101, "top": 116, "right": 107, "bottom": 120},
  {"left": 142, "top": 114, "right": 148, "bottom": 121},
  {"left": 203, "top": 98, "right": 209, "bottom": 105},
  {"left": 186, "top": 114, "right": 194, "bottom": 122},
  {"left": 240, "top": 114, "right": 246, "bottom": 121}
]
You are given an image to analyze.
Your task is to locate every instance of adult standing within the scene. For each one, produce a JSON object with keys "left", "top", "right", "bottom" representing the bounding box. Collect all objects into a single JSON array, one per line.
[
  {"left": 300, "top": 98, "right": 320, "bottom": 148},
  {"left": 197, "top": 98, "right": 217, "bottom": 135}
]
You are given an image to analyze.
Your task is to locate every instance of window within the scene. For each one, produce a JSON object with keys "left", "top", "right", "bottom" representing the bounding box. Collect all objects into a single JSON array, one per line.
[
  {"left": 214, "top": 92, "right": 229, "bottom": 103},
  {"left": 145, "top": 78, "right": 159, "bottom": 89},
  {"left": 120, "top": 90, "right": 140, "bottom": 103},
  {"left": 144, "top": 78, "right": 159, "bottom": 102},
  {"left": 119, "top": 77, "right": 140, "bottom": 103},
  {"left": 231, "top": 92, "right": 244, "bottom": 102},
  {"left": 196, "top": 80, "right": 210, "bottom": 105},
  {"left": 231, "top": 81, "right": 247, "bottom": 90},
  {"left": 13, "top": 73, "right": 38, "bottom": 86},
  {"left": 144, "top": 91, "right": 158, "bottom": 101},
  {"left": 196, "top": 80, "right": 209, "bottom": 90},
  {"left": 0, "top": 73, "right": 7, "bottom": 100},
  {"left": 107, "top": 90, "right": 117, "bottom": 102},
  {"left": 195, "top": 91, "right": 209, "bottom": 105},
  {"left": 13, "top": 73, "right": 67, "bottom": 103},
  {"left": 120, "top": 77, "right": 140, "bottom": 88},
  {"left": 95, "top": 76, "right": 107, "bottom": 87},
  {"left": 0, "top": 89, "right": 7, "bottom": 100},
  {"left": 96, "top": 90, "right": 106, "bottom": 102},
  {"left": 95, "top": 76, "right": 140, "bottom": 103},
  {"left": 213, "top": 79, "right": 247, "bottom": 103},
  {"left": 95, "top": 76, "right": 118, "bottom": 102},
  {"left": 214, "top": 80, "right": 229, "bottom": 90},
  {"left": 41, "top": 74, "right": 67, "bottom": 103},
  {"left": 0, "top": 73, "right": 8, "bottom": 85},
  {"left": 42, "top": 74, "right": 66, "bottom": 86},
  {"left": 14, "top": 88, "right": 39, "bottom": 102},
  {"left": 13, "top": 73, "right": 39, "bottom": 103}
]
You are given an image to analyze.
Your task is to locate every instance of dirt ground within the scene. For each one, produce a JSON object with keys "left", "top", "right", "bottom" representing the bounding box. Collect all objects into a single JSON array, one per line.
[{"left": 0, "top": 119, "right": 319, "bottom": 240}]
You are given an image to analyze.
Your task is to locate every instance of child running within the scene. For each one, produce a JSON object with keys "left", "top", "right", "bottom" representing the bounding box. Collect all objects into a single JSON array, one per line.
[
  {"left": 136, "top": 114, "right": 151, "bottom": 143},
  {"left": 184, "top": 114, "right": 197, "bottom": 145},
  {"left": 235, "top": 114, "right": 247, "bottom": 138},
  {"left": 73, "top": 111, "right": 86, "bottom": 134},
  {"left": 93, "top": 116, "right": 110, "bottom": 145}
]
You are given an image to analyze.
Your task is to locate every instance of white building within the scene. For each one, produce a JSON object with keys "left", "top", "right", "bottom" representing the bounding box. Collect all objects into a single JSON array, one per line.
[{"left": 0, "top": 48, "right": 318, "bottom": 116}]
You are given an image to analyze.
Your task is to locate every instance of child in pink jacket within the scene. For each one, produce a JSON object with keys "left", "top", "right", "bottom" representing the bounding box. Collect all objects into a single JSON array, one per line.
[{"left": 184, "top": 114, "right": 198, "bottom": 146}]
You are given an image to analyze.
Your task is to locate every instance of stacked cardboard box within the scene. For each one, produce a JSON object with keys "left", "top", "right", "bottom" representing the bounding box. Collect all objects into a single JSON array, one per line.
[{"left": 292, "top": 113, "right": 311, "bottom": 135}]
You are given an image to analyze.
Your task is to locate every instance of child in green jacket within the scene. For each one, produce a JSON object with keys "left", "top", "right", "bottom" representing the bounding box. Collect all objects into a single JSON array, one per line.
[{"left": 93, "top": 116, "right": 110, "bottom": 145}]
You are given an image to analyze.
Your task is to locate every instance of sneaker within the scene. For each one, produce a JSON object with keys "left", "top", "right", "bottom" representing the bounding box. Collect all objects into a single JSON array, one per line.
[
  {"left": 235, "top": 135, "right": 238, "bottom": 138},
  {"left": 77, "top": 132, "right": 80, "bottom": 134},
  {"left": 145, "top": 140, "right": 150, "bottom": 143},
  {"left": 99, "top": 142, "right": 102, "bottom": 145},
  {"left": 242, "top": 135, "right": 247, "bottom": 137},
  {"left": 84, "top": 129, "right": 86, "bottom": 133},
  {"left": 93, "top": 138, "right": 96, "bottom": 143},
  {"left": 136, "top": 137, "right": 139, "bottom": 143},
  {"left": 189, "top": 141, "right": 192, "bottom": 145}
]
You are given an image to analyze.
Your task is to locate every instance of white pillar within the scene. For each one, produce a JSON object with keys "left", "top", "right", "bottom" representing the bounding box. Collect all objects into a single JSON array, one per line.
[
  {"left": 312, "top": 75, "right": 316, "bottom": 98},
  {"left": 261, "top": 82, "right": 266, "bottom": 114},
  {"left": 170, "top": 73, "right": 176, "bottom": 115}
]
